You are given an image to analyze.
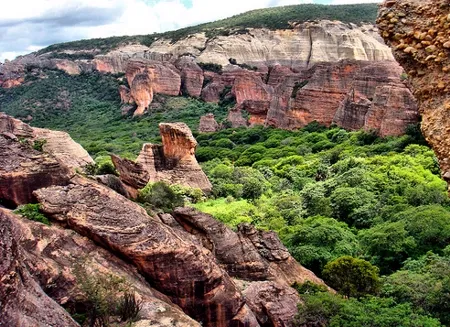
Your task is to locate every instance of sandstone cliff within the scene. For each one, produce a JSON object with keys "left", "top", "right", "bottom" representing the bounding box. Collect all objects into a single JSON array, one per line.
[
  {"left": 0, "top": 21, "right": 419, "bottom": 135},
  {"left": 378, "top": 0, "right": 450, "bottom": 181},
  {"left": 113, "top": 122, "right": 212, "bottom": 193}
]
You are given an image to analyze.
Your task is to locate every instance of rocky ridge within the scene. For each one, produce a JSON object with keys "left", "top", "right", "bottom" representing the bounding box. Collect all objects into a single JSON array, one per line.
[
  {"left": 378, "top": 0, "right": 450, "bottom": 183},
  {"left": 0, "top": 114, "right": 324, "bottom": 327},
  {"left": 1, "top": 21, "right": 419, "bottom": 136}
]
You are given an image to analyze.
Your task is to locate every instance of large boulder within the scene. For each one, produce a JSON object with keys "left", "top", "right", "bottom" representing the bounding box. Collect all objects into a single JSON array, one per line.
[
  {"left": 199, "top": 113, "right": 220, "bottom": 133},
  {"left": 378, "top": 0, "right": 450, "bottom": 182}
]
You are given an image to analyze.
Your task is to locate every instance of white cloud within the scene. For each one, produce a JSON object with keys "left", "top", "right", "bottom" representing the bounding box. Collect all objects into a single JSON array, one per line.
[
  {"left": 0, "top": 0, "right": 377, "bottom": 62},
  {"left": 331, "top": 0, "right": 380, "bottom": 4}
]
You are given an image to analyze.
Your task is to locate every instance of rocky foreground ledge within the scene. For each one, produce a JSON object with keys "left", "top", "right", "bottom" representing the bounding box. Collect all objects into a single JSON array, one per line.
[
  {"left": 0, "top": 113, "right": 325, "bottom": 327},
  {"left": 378, "top": 0, "right": 450, "bottom": 187}
]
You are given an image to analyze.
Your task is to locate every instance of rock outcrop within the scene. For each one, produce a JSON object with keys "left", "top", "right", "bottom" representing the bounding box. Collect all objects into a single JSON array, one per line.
[
  {"left": 0, "top": 117, "right": 328, "bottom": 327},
  {"left": 113, "top": 123, "right": 212, "bottom": 193},
  {"left": 173, "top": 208, "right": 324, "bottom": 287},
  {"left": 0, "top": 208, "right": 79, "bottom": 327},
  {"left": 34, "top": 176, "right": 252, "bottom": 327},
  {"left": 199, "top": 113, "right": 220, "bottom": 133},
  {"left": 377, "top": 0, "right": 450, "bottom": 181},
  {"left": 0, "top": 20, "right": 420, "bottom": 135},
  {"left": 0, "top": 135, "right": 74, "bottom": 207},
  {"left": 0, "top": 113, "right": 94, "bottom": 170},
  {"left": 5, "top": 208, "right": 202, "bottom": 327}
]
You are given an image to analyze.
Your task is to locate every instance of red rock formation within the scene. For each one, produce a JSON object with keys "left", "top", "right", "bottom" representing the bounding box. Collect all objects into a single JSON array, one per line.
[
  {"left": 0, "top": 209, "right": 79, "bottom": 327},
  {"left": 199, "top": 113, "right": 220, "bottom": 133},
  {"left": 243, "top": 281, "right": 300, "bottom": 327},
  {"left": 113, "top": 123, "right": 212, "bottom": 193},
  {"left": 130, "top": 70, "right": 154, "bottom": 116},
  {"left": 266, "top": 60, "right": 418, "bottom": 135},
  {"left": 0, "top": 135, "right": 74, "bottom": 206},
  {"left": 377, "top": 0, "right": 450, "bottom": 180},
  {"left": 124, "top": 60, "right": 181, "bottom": 116},
  {"left": 7, "top": 207, "right": 202, "bottom": 327},
  {"left": 173, "top": 208, "right": 325, "bottom": 287},
  {"left": 0, "top": 113, "right": 94, "bottom": 170},
  {"left": 175, "top": 57, "right": 204, "bottom": 97},
  {"left": 34, "top": 176, "right": 251, "bottom": 327}
]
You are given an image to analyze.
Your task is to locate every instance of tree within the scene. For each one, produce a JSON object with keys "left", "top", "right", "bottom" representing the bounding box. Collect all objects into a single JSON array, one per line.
[
  {"left": 138, "top": 181, "right": 184, "bottom": 212},
  {"left": 286, "top": 216, "right": 360, "bottom": 275},
  {"left": 322, "top": 256, "right": 380, "bottom": 298},
  {"left": 359, "top": 221, "right": 416, "bottom": 274}
]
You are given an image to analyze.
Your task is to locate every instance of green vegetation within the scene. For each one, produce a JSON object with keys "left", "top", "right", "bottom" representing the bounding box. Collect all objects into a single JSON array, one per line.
[
  {"left": 14, "top": 204, "right": 50, "bottom": 225},
  {"left": 190, "top": 124, "right": 450, "bottom": 324},
  {"left": 36, "top": 3, "right": 378, "bottom": 54},
  {"left": 322, "top": 256, "right": 380, "bottom": 298},
  {"left": 72, "top": 260, "right": 142, "bottom": 327},
  {"left": 0, "top": 70, "right": 229, "bottom": 159}
]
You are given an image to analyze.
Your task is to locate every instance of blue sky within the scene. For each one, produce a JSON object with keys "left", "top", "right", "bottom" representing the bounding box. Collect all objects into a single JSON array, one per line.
[{"left": 0, "top": 0, "right": 380, "bottom": 62}]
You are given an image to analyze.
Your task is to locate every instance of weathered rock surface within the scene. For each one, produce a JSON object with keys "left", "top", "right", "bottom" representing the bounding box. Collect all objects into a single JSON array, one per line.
[
  {"left": 199, "top": 113, "right": 220, "bottom": 133},
  {"left": 113, "top": 123, "right": 212, "bottom": 193},
  {"left": 0, "top": 208, "right": 79, "bottom": 327},
  {"left": 266, "top": 60, "right": 418, "bottom": 136},
  {"left": 173, "top": 208, "right": 325, "bottom": 287},
  {"left": 0, "top": 21, "right": 420, "bottom": 136},
  {"left": 175, "top": 56, "right": 204, "bottom": 97},
  {"left": 34, "top": 176, "right": 249, "bottom": 327},
  {"left": 243, "top": 281, "right": 300, "bottom": 327},
  {"left": 0, "top": 113, "right": 94, "bottom": 170},
  {"left": 6, "top": 208, "right": 201, "bottom": 327},
  {"left": 378, "top": 0, "right": 450, "bottom": 180},
  {"left": 0, "top": 135, "right": 74, "bottom": 206}
]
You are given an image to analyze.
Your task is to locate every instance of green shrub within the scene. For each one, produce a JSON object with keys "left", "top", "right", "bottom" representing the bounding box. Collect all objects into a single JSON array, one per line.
[
  {"left": 322, "top": 256, "right": 380, "bottom": 298},
  {"left": 14, "top": 204, "right": 50, "bottom": 225},
  {"left": 138, "top": 181, "right": 184, "bottom": 212}
]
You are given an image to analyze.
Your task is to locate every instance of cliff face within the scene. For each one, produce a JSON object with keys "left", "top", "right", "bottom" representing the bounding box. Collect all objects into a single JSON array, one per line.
[
  {"left": 377, "top": 0, "right": 450, "bottom": 181},
  {"left": 0, "top": 21, "right": 419, "bottom": 134},
  {"left": 0, "top": 114, "right": 326, "bottom": 327}
]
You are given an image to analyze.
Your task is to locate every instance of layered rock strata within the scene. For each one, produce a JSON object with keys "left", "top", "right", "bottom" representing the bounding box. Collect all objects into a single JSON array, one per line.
[
  {"left": 112, "top": 122, "right": 212, "bottom": 193},
  {"left": 378, "top": 0, "right": 450, "bottom": 181},
  {"left": 0, "top": 209, "right": 79, "bottom": 327},
  {"left": 1, "top": 208, "right": 201, "bottom": 327},
  {"left": 0, "top": 21, "right": 419, "bottom": 135}
]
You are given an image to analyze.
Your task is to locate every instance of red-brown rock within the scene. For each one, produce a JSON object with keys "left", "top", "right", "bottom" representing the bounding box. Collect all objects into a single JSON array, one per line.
[
  {"left": 175, "top": 57, "right": 204, "bottom": 97},
  {"left": 34, "top": 176, "right": 251, "bottom": 327},
  {"left": 243, "top": 281, "right": 300, "bottom": 327},
  {"left": 378, "top": 0, "right": 450, "bottom": 180},
  {"left": 0, "top": 208, "right": 79, "bottom": 327},
  {"left": 8, "top": 208, "right": 202, "bottom": 327},
  {"left": 173, "top": 208, "right": 325, "bottom": 287},
  {"left": 0, "top": 135, "right": 74, "bottom": 206},
  {"left": 113, "top": 123, "right": 212, "bottom": 193},
  {"left": 199, "top": 113, "right": 220, "bottom": 133}
]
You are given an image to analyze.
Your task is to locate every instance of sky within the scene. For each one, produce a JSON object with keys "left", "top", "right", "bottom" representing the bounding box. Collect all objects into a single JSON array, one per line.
[{"left": 0, "top": 0, "right": 381, "bottom": 62}]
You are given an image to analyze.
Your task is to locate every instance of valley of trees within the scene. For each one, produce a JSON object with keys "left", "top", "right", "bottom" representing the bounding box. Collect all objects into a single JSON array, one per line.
[{"left": 1, "top": 70, "right": 449, "bottom": 326}]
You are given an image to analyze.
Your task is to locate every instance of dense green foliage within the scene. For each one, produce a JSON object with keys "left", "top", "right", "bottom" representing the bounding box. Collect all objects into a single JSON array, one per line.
[
  {"left": 192, "top": 124, "right": 450, "bottom": 324},
  {"left": 294, "top": 289, "right": 443, "bottom": 327},
  {"left": 36, "top": 3, "right": 378, "bottom": 54},
  {"left": 14, "top": 204, "right": 50, "bottom": 225},
  {"left": 0, "top": 70, "right": 229, "bottom": 159}
]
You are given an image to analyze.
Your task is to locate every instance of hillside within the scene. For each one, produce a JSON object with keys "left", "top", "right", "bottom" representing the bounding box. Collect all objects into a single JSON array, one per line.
[{"left": 36, "top": 3, "right": 379, "bottom": 54}]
